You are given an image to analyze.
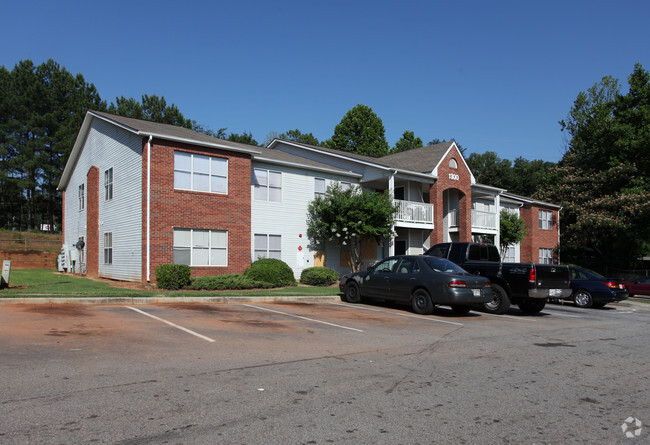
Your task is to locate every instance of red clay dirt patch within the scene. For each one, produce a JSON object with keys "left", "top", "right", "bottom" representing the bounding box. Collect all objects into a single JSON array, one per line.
[{"left": 20, "top": 304, "right": 92, "bottom": 317}]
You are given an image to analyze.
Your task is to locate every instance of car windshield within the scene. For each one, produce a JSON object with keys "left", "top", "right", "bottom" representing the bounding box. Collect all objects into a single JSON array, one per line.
[{"left": 423, "top": 257, "right": 467, "bottom": 274}]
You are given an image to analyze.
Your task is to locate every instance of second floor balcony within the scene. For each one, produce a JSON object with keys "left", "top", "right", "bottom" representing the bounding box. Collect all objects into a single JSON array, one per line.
[
  {"left": 472, "top": 209, "right": 497, "bottom": 230},
  {"left": 394, "top": 199, "right": 434, "bottom": 228}
]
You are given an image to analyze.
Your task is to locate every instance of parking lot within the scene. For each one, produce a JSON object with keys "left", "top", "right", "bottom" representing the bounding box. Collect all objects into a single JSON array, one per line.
[{"left": 1, "top": 299, "right": 649, "bottom": 444}]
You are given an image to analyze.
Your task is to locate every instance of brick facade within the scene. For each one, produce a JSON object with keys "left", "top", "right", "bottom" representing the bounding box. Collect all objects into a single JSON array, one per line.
[
  {"left": 429, "top": 147, "right": 473, "bottom": 245},
  {"left": 86, "top": 166, "right": 99, "bottom": 277},
  {"left": 142, "top": 139, "right": 252, "bottom": 282},
  {"left": 520, "top": 205, "right": 560, "bottom": 263}
]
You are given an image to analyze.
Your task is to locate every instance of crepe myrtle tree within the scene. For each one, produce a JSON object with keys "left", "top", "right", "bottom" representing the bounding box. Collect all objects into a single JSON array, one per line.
[
  {"left": 307, "top": 183, "right": 398, "bottom": 273},
  {"left": 499, "top": 209, "right": 528, "bottom": 258}
]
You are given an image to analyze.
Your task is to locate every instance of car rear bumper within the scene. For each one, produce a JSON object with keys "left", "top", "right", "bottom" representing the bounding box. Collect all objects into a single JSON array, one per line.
[
  {"left": 592, "top": 290, "right": 629, "bottom": 303},
  {"left": 529, "top": 288, "right": 572, "bottom": 299}
]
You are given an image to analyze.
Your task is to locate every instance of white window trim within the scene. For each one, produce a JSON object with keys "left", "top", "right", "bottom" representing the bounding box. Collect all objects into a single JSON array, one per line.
[
  {"left": 314, "top": 177, "right": 326, "bottom": 198},
  {"left": 539, "top": 248, "right": 553, "bottom": 264},
  {"left": 78, "top": 184, "right": 85, "bottom": 211},
  {"left": 104, "top": 232, "right": 113, "bottom": 265},
  {"left": 253, "top": 168, "right": 282, "bottom": 202},
  {"left": 539, "top": 210, "right": 552, "bottom": 230},
  {"left": 174, "top": 151, "right": 228, "bottom": 195},
  {"left": 105, "top": 167, "right": 113, "bottom": 201},
  {"left": 173, "top": 228, "right": 228, "bottom": 267},
  {"left": 253, "top": 234, "right": 282, "bottom": 260}
]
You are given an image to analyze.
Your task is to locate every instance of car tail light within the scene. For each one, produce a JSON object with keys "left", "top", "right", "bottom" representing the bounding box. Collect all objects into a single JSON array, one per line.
[
  {"left": 528, "top": 268, "right": 536, "bottom": 284},
  {"left": 603, "top": 281, "right": 620, "bottom": 289},
  {"left": 484, "top": 281, "right": 491, "bottom": 288},
  {"left": 448, "top": 280, "right": 467, "bottom": 288}
]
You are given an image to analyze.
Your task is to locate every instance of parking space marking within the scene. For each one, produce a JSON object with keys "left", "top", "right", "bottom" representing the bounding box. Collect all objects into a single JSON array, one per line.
[
  {"left": 466, "top": 311, "right": 538, "bottom": 321},
  {"left": 540, "top": 310, "right": 583, "bottom": 318},
  {"left": 329, "top": 302, "right": 464, "bottom": 327},
  {"left": 125, "top": 306, "right": 216, "bottom": 343},
  {"left": 243, "top": 304, "right": 364, "bottom": 332}
]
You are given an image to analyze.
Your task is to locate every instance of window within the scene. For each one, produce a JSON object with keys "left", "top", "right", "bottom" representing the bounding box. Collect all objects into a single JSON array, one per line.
[
  {"left": 449, "top": 158, "right": 458, "bottom": 169},
  {"left": 174, "top": 151, "right": 228, "bottom": 194},
  {"left": 504, "top": 246, "right": 516, "bottom": 262},
  {"left": 340, "top": 181, "right": 351, "bottom": 191},
  {"left": 104, "top": 233, "right": 113, "bottom": 265},
  {"left": 253, "top": 169, "right": 281, "bottom": 202},
  {"left": 104, "top": 167, "right": 113, "bottom": 200},
  {"left": 539, "top": 248, "right": 553, "bottom": 264},
  {"left": 539, "top": 210, "right": 553, "bottom": 230},
  {"left": 254, "top": 234, "right": 281, "bottom": 260},
  {"left": 173, "top": 228, "right": 228, "bottom": 266},
  {"left": 314, "top": 178, "right": 326, "bottom": 198},
  {"left": 78, "top": 184, "right": 85, "bottom": 210}
]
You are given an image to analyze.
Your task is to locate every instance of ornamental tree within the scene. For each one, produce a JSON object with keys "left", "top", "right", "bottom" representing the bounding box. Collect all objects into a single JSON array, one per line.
[
  {"left": 307, "top": 184, "right": 397, "bottom": 272},
  {"left": 499, "top": 210, "right": 528, "bottom": 257}
]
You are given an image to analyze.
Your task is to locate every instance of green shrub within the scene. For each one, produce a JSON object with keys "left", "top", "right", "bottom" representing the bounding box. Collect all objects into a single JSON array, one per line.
[
  {"left": 300, "top": 267, "right": 339, "bottom": 286},
  {"left": 188, "top": 274, "right": 273, "bottom": 290},
  {"left": 244, "top": 258, "right": 297, "bottom": 287},
  {"left": 155, "top": 264, "right": 191, "bottom": 290}
]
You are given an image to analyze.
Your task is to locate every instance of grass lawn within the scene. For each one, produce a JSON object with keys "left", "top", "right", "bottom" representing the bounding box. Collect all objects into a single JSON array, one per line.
[{"left": 0, "top": 269, "right": 341, "bottom": 299}]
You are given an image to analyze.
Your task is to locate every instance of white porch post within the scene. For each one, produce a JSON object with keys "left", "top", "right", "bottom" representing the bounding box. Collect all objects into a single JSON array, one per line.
[
  {"left": 494, "top": 193, "right": 501, "bottom": 250},
  {"left": 388, "top": 172, "right": 395, "bottom": 257}
]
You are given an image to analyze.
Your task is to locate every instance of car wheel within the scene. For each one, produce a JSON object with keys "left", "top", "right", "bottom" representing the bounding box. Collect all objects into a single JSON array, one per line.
[
  {"left": 592, "top": 302, "right": 607, "bottom": 309},
  {"left": 451, "top": 305, "right": 471, "bottom": 315},
  {"left": 411, "top": 289, "right": 434, "bottom": 315},
  {"left": 483, "top": 283, "right": 511, "bottom": 314},
  {"left": 574, "top": 290, "right": 593, "bottom": 308},
  {"left": 517, "top": 298, "right": 546, "bottom": 314},
  {"left": 344, "top": 281, "right": 361, "bottom": 303}
]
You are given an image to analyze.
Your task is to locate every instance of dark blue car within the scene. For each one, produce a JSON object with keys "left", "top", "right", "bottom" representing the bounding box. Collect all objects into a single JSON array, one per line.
[{"left": 556, "top": 266, "right": 629, "bottom": 308}]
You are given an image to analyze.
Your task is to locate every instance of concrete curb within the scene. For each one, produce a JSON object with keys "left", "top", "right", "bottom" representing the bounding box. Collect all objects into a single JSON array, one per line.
[{"left": 0, "top": 296, "right": 342, "bottom": 305}]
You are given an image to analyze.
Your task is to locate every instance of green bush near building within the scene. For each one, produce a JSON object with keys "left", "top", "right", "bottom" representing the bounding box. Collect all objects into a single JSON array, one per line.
[
  {"left": 244, "top": 258, "right": 297, "bottom": 287},
  {"left": 300, "top": 267, "right": 339, "bottom": 286}
]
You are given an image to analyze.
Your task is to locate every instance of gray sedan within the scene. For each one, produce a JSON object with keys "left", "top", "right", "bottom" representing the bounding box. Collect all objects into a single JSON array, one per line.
[{"left": 339, "top": 255, "right": 493, "bottom": 315}]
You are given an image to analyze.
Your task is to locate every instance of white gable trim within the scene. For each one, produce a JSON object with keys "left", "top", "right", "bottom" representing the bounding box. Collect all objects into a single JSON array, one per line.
[{"left": 431, "top": 141, "right": 476, "bottom": 184}]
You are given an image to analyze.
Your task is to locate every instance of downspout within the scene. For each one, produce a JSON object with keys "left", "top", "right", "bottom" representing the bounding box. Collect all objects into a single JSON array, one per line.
[
  {"left": 388, "top": 170, "right": 396, "bottom": 257},
  {"left": 557, "top": 207, "right": 562, "bottom": 264},
  {"left": 146, "top": 135, "right": 152, "bottom": 282}
]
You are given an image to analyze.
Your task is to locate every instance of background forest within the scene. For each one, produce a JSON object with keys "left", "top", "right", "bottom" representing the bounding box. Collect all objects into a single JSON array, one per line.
[{"left": 1, "top": 59, "right": 648, "bottom": 272}]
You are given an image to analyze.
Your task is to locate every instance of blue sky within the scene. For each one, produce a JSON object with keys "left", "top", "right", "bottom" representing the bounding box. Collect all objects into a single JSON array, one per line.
[{"left": 2, "top": 0, "right": 649, "bottom": 162}]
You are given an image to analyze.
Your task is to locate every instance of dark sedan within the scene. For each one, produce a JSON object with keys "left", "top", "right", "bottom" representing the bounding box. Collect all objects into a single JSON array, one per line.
[
  {"left": 555, "top": 266, "right": 628, "bottom": 308},
  {"left": 339, "top": 255, "right": 492, "bottom": 315}
]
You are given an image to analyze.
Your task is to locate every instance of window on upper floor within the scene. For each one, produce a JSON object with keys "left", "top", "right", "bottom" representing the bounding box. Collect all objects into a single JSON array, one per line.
[
  {"left": 254, "top": 234, "right": 281, "bottom": 260},
  {"left": 78, "top": 184, "right": 85, "bottom": 211},
  {"left": 105, "top": 167, "right": 113, "bottom": 201},
  {"left": 174, "top": 151, "right": 228, "bottom": 194},
  {"left": 173, "top": 228, "right": 228, "bottom": 267},
  {"left": 253, "top": 168, "right": 281, "bottom": 202},
  {"left": 503, "top": 246, "right": 516, "bottom": 262},
  {"left": 539, "top": 248, "right": 553, "bottom": 264},
  {"left": 315, "top": 178, "right": 326, "bottom": 198},
  {"left": 104, "top": 232, "right": 113, "bottom": 265},
  {"left": 539, "top": 210, "right": 553, "bottom": 230},
  {"left": 449, "top": 158, "right": 458, "bottom": 169},
  {"left": 340, "top": 181, "right": 351, "bottom": 191}
]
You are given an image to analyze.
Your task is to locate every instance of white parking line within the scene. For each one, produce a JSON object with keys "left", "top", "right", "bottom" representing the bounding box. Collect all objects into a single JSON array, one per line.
[
  {"left": 467, "top": 311, "right": 538, "bottom": 321},
  {"left": 329, "top": 302, "right": 464, "bottom": 327},
  {"left": 243, "top": 304, "right": 364, "bottom": 332},
  {"left": 125, "top": 306, "right": 216, "bottom": 343},
  {"left": 540, "top": 310, "right": 583, "bottom": 318}
]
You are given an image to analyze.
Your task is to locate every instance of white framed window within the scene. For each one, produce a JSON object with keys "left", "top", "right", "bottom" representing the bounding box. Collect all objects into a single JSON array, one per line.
[
  {"left": 253, "top": 168, "right": 281, "bottom": 202},
  {"left": 449, "top": 158, "right": 458, "bottom": 169},
  {"left": 174, "top": 151, "right": 228, "bottom": 194},
  {"left": 104, "top": 232, "right": 113, "bottom": 264},
  {"left": 254, "top": 234, "right": 281, "bottom": 260},
  {"left": 104, "top": 167, "right": 113, "bottom": 201},
  {"left": 539, "top": 248, "right": 553, "bottom": 264},
  {"left": 78, "top": 184, "right": 85, "bottom": 210},
  {"left": 314, "top": 178, "right": 326, "bottom": 198},
  {"left": 340, "top": 181, "right": 351, "bottom": 191},
  {"left": 539, "top": 210, "right": 553, "bottom": 230},
  {"left": 504, "top": 246, "right": 516, "bottom": 262},
  {"left": 173, "top": 228, "right": 228, "bottom": 266}
]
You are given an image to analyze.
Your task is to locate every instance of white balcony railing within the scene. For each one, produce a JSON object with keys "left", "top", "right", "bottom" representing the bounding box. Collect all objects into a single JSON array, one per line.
[
  {"left": 472, "top": 209, "right": 497, "bottom": 229},
  {"left": 394, "top": 199, "right": 434, "bottom": 226}
]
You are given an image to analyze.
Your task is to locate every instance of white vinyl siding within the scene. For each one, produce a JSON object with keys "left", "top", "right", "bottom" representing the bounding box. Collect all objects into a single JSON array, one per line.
[
  {"left": 254, "top": 234, "right": 281, "bottom": 260},
  {"left": 253, "top": 168, "right": 281, "bottom": 202},
  {"left": 539, "top": 210, "right": 552, "bottom": 230},
  {"left": 539, "top": 248, "right": 553, "bottom": 264},
  {"left": 173, "top": 228, "right": 228, "bottom": 267},
  {"left": 174, "top": 151, "right": 228, "bottom": 194},
  {"left": 64, "top": 118, "right": 143, "bottom": 281}
]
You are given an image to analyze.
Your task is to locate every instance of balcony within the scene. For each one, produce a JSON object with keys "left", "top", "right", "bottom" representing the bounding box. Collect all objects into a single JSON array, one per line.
[
  {"left": 472, "top": 209, "right": 497, "bottom": 230},
  {"left": 394, "top": 199, "right": 434, "bottom": 228}
]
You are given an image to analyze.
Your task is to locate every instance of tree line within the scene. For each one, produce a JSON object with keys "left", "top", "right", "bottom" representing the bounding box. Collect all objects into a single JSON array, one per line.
[{"left": 1, "top": 59, "right": 648, "bottom": 271}]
